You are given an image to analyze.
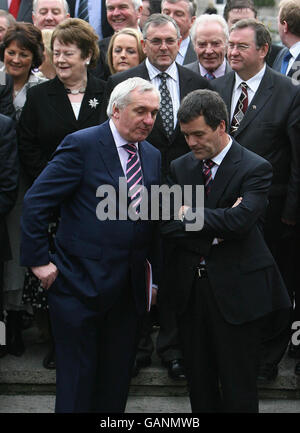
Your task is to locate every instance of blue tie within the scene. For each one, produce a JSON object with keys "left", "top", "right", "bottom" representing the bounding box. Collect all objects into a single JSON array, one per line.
[{"left": 280, "top": 50, "right": 292, "bottom": 75}]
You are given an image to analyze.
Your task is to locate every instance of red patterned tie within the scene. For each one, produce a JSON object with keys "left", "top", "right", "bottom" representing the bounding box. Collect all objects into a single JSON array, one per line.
[
  {"left": 123, "top": 143, "right": 143, "bottom": 213},
  {"left": 230, "top": 82, "right": 248, "bottom": 134},
  {"left": 202, "top": 159, "right": 215, "bottom": 195},
  {"left": 9, "top": 0, "right": 21, "bottom": 18}
]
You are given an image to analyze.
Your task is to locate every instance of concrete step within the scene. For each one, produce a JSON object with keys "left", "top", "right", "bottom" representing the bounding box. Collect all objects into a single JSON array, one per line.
[{"left": 1, "top": 326, "right": 300, "bottom": 399}]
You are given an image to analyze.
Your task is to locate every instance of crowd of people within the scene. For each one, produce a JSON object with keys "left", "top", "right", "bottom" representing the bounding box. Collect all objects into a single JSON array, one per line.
[{"left": 0, "top": 0, "right": 299, "bottom": 414}]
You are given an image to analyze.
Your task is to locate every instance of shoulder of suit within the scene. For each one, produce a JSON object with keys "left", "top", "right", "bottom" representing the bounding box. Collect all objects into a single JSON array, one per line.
[
  {"left": 235, "top": 140, "right": 272, "bottom": 170},
  {"left": 177, "top": 63, "right": 210, "bottom": 87}
]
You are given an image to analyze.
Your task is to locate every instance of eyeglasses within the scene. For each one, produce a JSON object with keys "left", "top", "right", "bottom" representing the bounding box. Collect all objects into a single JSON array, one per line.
[
  {"left": 145, "top": 38, "right": 178, "bottom": 47},
  {"left": 228, "top": 43, "right": 251, "bottom": 51}
]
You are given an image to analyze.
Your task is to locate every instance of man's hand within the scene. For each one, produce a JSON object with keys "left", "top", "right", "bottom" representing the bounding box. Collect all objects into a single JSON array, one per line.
[
  {"left": 232, "top": 197, "right": 243, "bottom": 208},
  {"left": 178, "top": 205, "right": 190, "bottom": 221},
  {"left": 31, "top": 262, "right": 59, "bottom": 290}
]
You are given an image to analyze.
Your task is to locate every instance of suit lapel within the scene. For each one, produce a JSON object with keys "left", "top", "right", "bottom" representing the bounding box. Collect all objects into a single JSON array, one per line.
[
  {"left": 206, "top": 141, "right": 241, "bottom": 209},
  {"left": 234, "top": 67, "right": 274, "bottom": 138},
  {"left": 77, "top": 74, "right": 104, "bottom": 125},
  {"left": 97, "top": 121, "right": 124, "bottom": 188},
  {"left": 288, "top": 52, "right": 300, "bottom": 80},
  {"left": 47, "top": 77, "right": 76, "bottom": 126}
]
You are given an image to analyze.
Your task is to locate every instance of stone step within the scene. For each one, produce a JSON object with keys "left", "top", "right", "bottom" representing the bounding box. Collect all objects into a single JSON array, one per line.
[{"left": 1, "top": 326, "right": 300, "bottom": 399}]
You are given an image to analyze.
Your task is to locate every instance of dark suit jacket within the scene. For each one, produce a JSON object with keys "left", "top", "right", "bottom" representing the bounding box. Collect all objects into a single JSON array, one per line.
[
  {"left": 0, "top": 73, "right": 15, "bottom": 119},
  {"left": 20, "top": 120, "right": 161, "bottom": 314},
  {"left": 161, "top": 140, "right": 291, "bottom": 323},
  {"left": 0, "top": 114, "right": 18, "bottom": 261},
  {"left": 272, "top": 46, "right": 300, "bottom": 82},
  {"left": 66, "top": 0, "right": 113, "bottom": 38},
  {"left": 181, "top": 39, "right": 197, "bottom": 65},
  {"left": 18, "top": 73, "right": 106, "bottom": 181},
  {"left": 92, "top": 36, "right": 111, "bottom": 81},
  {"left": 211, "top": 66, "right": 300, "bottom": 237},
  {"left": 0, "top": 0, "right": 32, "bottom": 22},
  {"left": 101, "top": 61, "right": 211, "bottom": 180},
  {"left": 184, "top": 59, "right": 232, "bottom": 76}
]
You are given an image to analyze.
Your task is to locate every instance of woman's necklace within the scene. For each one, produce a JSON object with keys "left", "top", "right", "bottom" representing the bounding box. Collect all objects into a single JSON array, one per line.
[{"left": 64, "top": 86, "right": 86, "bottom": 95}]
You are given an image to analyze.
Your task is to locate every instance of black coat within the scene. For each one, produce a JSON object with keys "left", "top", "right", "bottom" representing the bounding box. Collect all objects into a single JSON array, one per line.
[
  {"left": 18, "top": 74, "right": 106, "bottom": 181},
  {"left": 0, "top": 114, "right": 18, "bottom": 261}
]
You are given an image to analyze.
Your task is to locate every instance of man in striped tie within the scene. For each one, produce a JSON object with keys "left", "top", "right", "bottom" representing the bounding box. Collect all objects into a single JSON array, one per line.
[{"left": 20, "top": 77, "right": 162, "bottom": 412}]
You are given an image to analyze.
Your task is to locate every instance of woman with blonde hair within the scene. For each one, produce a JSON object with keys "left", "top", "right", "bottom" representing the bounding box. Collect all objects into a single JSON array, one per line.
[{"left": 106, "top": 27, "right": 145, "bottom": 75}]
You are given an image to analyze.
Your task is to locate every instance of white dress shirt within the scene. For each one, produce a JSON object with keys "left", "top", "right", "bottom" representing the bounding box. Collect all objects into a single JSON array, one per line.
[
  {"left": 230, "top": 64, "right": 266, "bottom": 122},
  {"left": 286, "top": 40, "right": 300, "bottom": 75},
  {"left": 145, "top": 58, "right": 180, "bottom": 129}
]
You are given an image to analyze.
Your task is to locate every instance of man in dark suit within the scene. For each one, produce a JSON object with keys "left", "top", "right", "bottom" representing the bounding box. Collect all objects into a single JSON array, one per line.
[
  {"left": 67, "top": 0, "right": 113, "bottom": 40},
  {"left": 161, "top": 88, "right": 291, "bottom": 412},
  {"left": 32, "top": 0, "right": 69, "bottom": 30},
  {"left": 185, "top": 14, "right": 232, "bottom": 79},
  {"left": 102, "top": 13, "right": 211, "bottom": 379},
  {"left": 20, "top": 77, "right": 161, "bottom": 413},
  {"left": 273, "top": 0, "right": 300, "bottom": 82},
  {"left": 211, "top": 18, "right": 300, "bottom": 382},
  {"left": 0, "top": 0, "right": 33, "bottom": 22},
  {"left": 0, "top": 113, "right": 18, "bottom": 358},
  {"left": 161, "top": 0, "right": 197, "bottom": 65}
]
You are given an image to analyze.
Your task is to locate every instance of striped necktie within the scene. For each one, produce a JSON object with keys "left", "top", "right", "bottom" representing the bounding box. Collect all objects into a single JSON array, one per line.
[
  {"left": 202, "top": 159, "right": 215, "bottom": 195},
  {"left": 77, "top": 0, "right": 89, "bottom": 22},
  {"left": 123, "top": 143, "right": 143, "bottom": 213}
]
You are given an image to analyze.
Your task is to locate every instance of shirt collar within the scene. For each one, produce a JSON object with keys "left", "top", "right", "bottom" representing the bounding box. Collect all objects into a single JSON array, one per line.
[
  {"left": 234, "top": 63, "right": 266, "bottom": 94},
  {"left": 199, "top": 58, "right": 227, "bottom": 79},
  {"left": 178, "top": 36, "right": 190, "bottom": 58},
  {"left": 109, "top": 119, "right": 139, "bottom": 149},
  {"left": 146, "top": 58, "right": 178, "bottom": 82},
  {"left": 208, "top": 136, "right": 233, "bottom": 166},
  {"left": 289, "top": 41, "right": 300, "bottom": 60}
]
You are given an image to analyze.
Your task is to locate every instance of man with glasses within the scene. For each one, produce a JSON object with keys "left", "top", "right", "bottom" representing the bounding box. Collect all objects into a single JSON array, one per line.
[
  {"left": 212, "top": 18, "right": 300, "bottom": 383},
  {"left": 185, "top": 13, "right": 232, "bottom": 79},
  {"left": 102, "top": 13, "right": 210, "bottom": 380}
]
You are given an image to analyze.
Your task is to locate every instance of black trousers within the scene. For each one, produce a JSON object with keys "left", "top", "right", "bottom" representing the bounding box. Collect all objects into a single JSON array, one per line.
[{"left": 178, "top": 274, "right": 261, "bottom": 413}]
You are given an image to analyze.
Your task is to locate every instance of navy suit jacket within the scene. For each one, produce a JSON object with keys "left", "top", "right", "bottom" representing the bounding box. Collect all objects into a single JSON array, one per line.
[
  {"left": 272, "top": 46, "right": 300, "bottom": 81},
  {"left": 161, "top": 140, "right": 291, "bottom": 323},
  {"left": 20, "top": 121, "right": 161, "bottom": 314}
]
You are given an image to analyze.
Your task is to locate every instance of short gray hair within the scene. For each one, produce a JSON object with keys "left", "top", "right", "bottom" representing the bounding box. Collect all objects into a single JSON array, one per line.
[
  {"left": 142, "top": 13, "right": 181, "bottom": 39},
  {"left": 191, "top": 14, "right": 229, "bottom": 44},
  {"left": 32, "top": 0, "right": 69, "bottom": 14},
  {"left": 107, "top": 77, "right": 160, "bottom": 118},
  {"left": 106, "top": 0, "right": 142, "bottom": 11},
  {"left": 161, "top": 0, "right": 197, "bottom": 18}
]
